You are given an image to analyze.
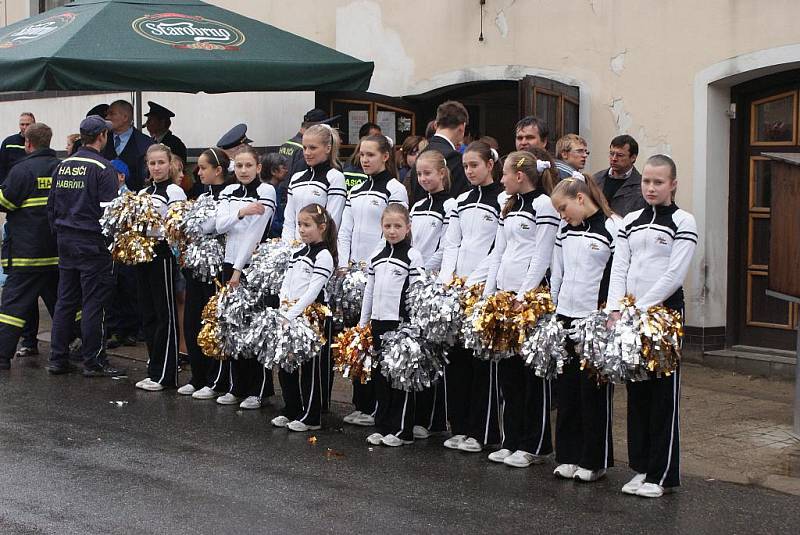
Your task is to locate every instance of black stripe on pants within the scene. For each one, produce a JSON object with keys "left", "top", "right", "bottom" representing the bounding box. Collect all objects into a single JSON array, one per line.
[
  {"left": 626, "top": 367, "right": 681, "bottom": 488},
  {"left": 183, "top": 270, "right": 216, "bottom": 389},
  {"left": 467, "top": 359, "right": 502, "bottom": 446},
  {"left": 0, "top": 270, "right": 57, "bottom": 359},
  {"left": 136, "top": 247, "right": 178, "bottom": 387},
  {"left": 498, "top": 356, "right": 553, "bottom": 455},
  {"left": 444, "top": 345, "right": 473, "bottom": 436}
]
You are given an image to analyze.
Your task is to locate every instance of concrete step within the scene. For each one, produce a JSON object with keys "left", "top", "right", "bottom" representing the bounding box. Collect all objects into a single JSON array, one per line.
[{"left": 704, "top": 347, "right": 796, "bottom": 380}]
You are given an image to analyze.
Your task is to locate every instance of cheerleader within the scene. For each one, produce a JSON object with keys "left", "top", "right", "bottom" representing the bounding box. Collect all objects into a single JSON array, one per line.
[
  {"left": 134, "top": 144, "right": 187, "bottom": 392},
  {"left": 438, "top": 140, "right": 504, "bottom": 452},
  {"left": 338, "top": 134, "right": 408, "bottom": 427},
  {"left": 176, "top": 148, "right": 233, "bottom": 399},
  {"left": 215, "top": 147, "right": 276, "bottom": 409},
  {"left": 360, "top": 204, "right": 423, "bottom": 446},
  {"left": 607, "top": 154, "right": 697, "bottom": 498},
  {"left": 409, "top": 150, "right": 457, "bottom": 439},
  {"left": 483, "top": 149, "right": 560, "bottom": 466},
  {"left": 281, "top": 124, "right": 347, "bottom": 242},
  {"left": 549, "top": 172, "right": 618, "bottom": 481},
  {"left": 270, "top": 203, "right": 336, "bottom": 432}
]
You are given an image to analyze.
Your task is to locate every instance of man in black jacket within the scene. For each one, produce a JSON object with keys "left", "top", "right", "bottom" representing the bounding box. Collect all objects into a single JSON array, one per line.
[
  {"left": 0, "top": 112, "right": 35, "bottom": 184},
  {"left": 103, "top": 100, "right": 154, "bottom": 191},
  {"left": 593, "top": 134, "right": 646, "bottom": 216},
  {"left": 0, "top": 123, "right": 60, "bottom": 370},
  {"left": 411, "top": 101, "right": 470, "bottom": 204},
  {"left": 144, "top": 101, "right": 187, "bottom": 164}
]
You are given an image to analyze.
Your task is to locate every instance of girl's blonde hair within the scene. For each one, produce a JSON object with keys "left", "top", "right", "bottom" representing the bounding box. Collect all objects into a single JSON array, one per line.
[
  {"left": 415, "top": 149, "right": 451, "bottom": 191},
  {"left": 381, "top": 203, "right": 412, "bottom": 242},
  {"left": 501, "top": 149, "right": 557, "bottom": 217},
  {"left": 304, "top": 124, "right": 342, "bottom": 170},
  {"left": 551, "top": 173, "right": 613, "bottom": 218}
]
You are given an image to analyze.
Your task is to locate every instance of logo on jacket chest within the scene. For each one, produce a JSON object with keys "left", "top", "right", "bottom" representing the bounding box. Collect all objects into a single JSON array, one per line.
[
  {"left": 655, "top": 236, "right": 669, "bottom": 246},
  {"left": 392, "top": 268, "right": 403, "bottom": 277},
  {"left": 518, "top": 222, "right": 530, "bottom": 231},
  {"left": 483, "top": 214, "right": 494, "bottom": 222},
  {"left": 589, "top": 242, "right": 600, "bottom": 251}
]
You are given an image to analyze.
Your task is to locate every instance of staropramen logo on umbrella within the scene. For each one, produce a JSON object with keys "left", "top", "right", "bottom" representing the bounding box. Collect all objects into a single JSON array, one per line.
[
  {"left": 0, "top": 13, "right": 77, "bottom": 48},
  {"left": 132, "top": 13, "right": 245, "bottom": 50}
]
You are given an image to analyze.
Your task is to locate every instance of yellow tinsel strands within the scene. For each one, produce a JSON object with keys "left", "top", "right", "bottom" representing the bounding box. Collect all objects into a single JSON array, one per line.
[
  {"left": 332, "top": 323, "right": 373, "bottom": 384},
  {"left": 460, "top": 282, "right": 485, "bottom": 318},
  {"left": 164, "top": 199, "right": 193, "bottom": 254},
  {"left": 303, "top": 303, "right": 332, "bottom": 344},
  {"left": 642, "top": 304, "right": 683, "bottom": 375},
  {"left": 104, "top": 192, "right": 166, "bottom": 265},
  {"left": 198, "top": 282, "right": 226, "bottom": 360}
]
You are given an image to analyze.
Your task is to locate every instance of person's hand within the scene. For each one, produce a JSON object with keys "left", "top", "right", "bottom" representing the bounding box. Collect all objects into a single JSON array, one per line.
[
  {"left": 606, "top": 311, "right": 621, "bottom": 329},
  {"left": 238, "top": 202, "right": 265, "bottom": 218},
  {"left": 336, "top": 267, "right": 349, "bottom": 277},
  {"left": 228, "top": 270, "right": 241, "bottom": 288}
]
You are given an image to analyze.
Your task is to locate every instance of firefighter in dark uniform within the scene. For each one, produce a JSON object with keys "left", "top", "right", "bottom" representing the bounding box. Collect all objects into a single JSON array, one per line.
[
  {"left": 0, "top": 122, "right": 60, "bottom": 370},
  {"left": 278, "top": 108, "right": 339, "bottom": 178},
  {"left": 46, "top": 115, "right": 125, "bottom": 377},
  {"left": 0, "top": 112, "right": 35, "bottom": 184},
  {"left": 144, "top": 101, "right": 188, "bottom": 164}
]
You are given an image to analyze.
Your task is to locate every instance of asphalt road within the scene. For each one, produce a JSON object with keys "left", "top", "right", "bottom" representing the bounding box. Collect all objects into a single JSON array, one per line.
[{"left": 1, "top": 356, "right": 798, "bottom": 535}]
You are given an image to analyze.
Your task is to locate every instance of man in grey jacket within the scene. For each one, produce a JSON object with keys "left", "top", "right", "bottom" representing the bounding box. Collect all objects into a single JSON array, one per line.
[{"left": 593, "top": 134, "right": 646, "bottom": 216}]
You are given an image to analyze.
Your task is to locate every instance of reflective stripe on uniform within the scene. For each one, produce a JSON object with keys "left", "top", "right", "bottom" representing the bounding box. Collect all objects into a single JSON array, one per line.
[
  {"left": 285, "top": 141, "right": 303, "bottom": 149},
  {"left": 75, "top": 310, "right": 82, "bottom": 322},
  {"left": 0, "top": 313, "right": 25, "bottom": 328},
  {"left": 4, "top": 144, "right": 25, "bottom": 150},
  {"left": 1, "top": 257, "right": 59, "bottom": 267},
  {"left": 0, "top": 190, "right": 18, "bottom": 210},
  {"left": 20, "top": 196, "right": 48, "bottom": 208},
  {"left": 61, "top": 156, "right": 106, "bottom": 169}
]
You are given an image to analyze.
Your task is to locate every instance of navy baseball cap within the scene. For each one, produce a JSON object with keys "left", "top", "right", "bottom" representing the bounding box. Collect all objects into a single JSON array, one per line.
[
  {"left": 217, "top": 123, "right": 252, "bottom": 150},
  {"left": 80, "top": 115, "right": 112, "bottom": 135}
]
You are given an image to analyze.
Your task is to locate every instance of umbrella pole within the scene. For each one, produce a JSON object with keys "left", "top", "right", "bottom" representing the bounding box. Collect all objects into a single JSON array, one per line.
[{"left": 134, "top": 90, "right": 143, "bottom": 130}]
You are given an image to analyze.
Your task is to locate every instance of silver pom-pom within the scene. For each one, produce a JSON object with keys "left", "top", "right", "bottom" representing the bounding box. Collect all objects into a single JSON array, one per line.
[
  {"left": 521, "top": 314, "right": 568, "bottom": 379},
  {"left": 328, "top": 263, "right": 368, "bottom": 329},
  {"left": 243, "top": 239, "right": 300, "bottom": 299},
  {"left": 378, "top": 324, "right": 445, "bottom": 392},
  {"left": 406, "top": 272, "right": 463, "bottom": 345},
  {"left": 182, "top": 195, "right": 224, "bottom": 281},
  {"left": 603, "top": 303, "right": 649, "bottom": 383},
  {"left": 270, "top": 313, "right": 324, "bottom": 373},
  {"left": 217, "top": 285, "right": 258, "bottom": 360},
  {"left": 568, "top": 310, "right": 613, "bottom": 381}
]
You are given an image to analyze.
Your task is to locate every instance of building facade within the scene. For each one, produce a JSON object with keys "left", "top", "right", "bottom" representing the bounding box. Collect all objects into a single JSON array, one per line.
[{"left": 2, "top": 0, "right": 799, "bottom": 372}]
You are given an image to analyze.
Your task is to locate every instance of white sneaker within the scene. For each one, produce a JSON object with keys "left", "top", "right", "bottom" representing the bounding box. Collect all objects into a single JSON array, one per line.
[
  {"left": 366, "top": 432, "right": 384, "bottom": 445},
  {"left": 287, "top": 420, "right": 321, "bottom": 432},
  {"left": 504, "top": 450, "right": 535, "bottom": 467},
  {"left": 554, "top": 464, "right": 580, "bottom": 479},
  {"left": 135, "top": 378, "right": 153, "bottom": 388},
  {"left": 412, "top": 425, "right": 430, "bottom": 439},
  {"left": 443, "top": 434, "right": 466, "bottom": 450},
  {"left": 137, "top": 380, "right": 164, "bottom": 392},
  {"left": 636, "top": 482, "right": 669, "bottom": 498},
  {"left": 192, "top": 386, "right": 220, "bottom": 400},
  {"left": 216, "top": 393, "right": 241, "bottom": 405},
  {"left": 574, "top": 467, "right": 606, "bottom": 482},
  {"left": 271, "top": 415, "right": 290, "bottom": 428},
  {"left": 343, "top": 410, "right": 362, "bottom": 424},
  {"left": 458, "top": 437, "right": 483, "bottom": 452},
  {"left": 353, "top": 414, "right": 375, "bottom": 427},
  {"left": 382, "top": 434, "right": 413, "bottom": 447},
  {"left": 177, "top": 384, "right": 196, "bottom": 395},
  {"left": 621, "top": 473, "right": 648, "bottom": 495},
  {"left": 239, "top": 396, "right": 262, "bottom": 410},
  {"left": 487, "top": 448, "right": 514, "bottom": 463}
]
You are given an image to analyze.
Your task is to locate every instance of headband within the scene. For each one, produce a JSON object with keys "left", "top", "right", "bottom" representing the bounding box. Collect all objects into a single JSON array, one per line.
[
  {"left": 316, "top": 205, "right": 323, "bottom": 215},
  {"left": 210, "top": 148, "right": 221, "bottom": 167}
]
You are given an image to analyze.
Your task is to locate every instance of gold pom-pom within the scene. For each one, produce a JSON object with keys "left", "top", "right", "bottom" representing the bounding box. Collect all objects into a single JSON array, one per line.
[
  {"left": 332, "top": 323, "right": 373, "bottom": 384},
  {"left": 198, "top": 282, "right": 226, "bottom": 360},
  {"left": 303, "top": 303, "right": 332, "bottom": 345}
]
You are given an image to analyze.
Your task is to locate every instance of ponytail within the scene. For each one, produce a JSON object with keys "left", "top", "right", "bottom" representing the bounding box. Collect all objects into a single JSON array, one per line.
[
  {"left": 299, "top": 203, "right": 338, "bottom": 266},
  {"left": 551, "top": 173, "right": 613, "bottom": 218}
]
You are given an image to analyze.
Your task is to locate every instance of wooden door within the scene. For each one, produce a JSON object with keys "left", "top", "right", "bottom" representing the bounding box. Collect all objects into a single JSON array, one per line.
[
  {"left": 519, "top": 76, "right": 580, "bottom": 154},
  {"left": 731, "top": 72, "right": 800, "bottom": 350}
]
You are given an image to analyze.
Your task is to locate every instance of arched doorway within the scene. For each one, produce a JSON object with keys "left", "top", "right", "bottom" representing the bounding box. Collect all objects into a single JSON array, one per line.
[{"left": 730, "top": 69, "right": 800, "bottom": 350}]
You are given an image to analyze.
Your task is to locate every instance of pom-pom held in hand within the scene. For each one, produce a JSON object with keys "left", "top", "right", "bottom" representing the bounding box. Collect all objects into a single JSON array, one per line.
[
  {"left": 522, "top": 313, "right": 568, "bottom": 379},
  {"left": 332, "top": 324, "right": 373, "bottom": 384},
  {"left": 246, "top": 303, "right": 329, "bottom": 373},
  {"left": 378, "top": 324, "right": 445, "bottom": 392},
  {"left": 243, "top": 239, "right": 300, "bottom": 299},
  {"left": 217, "top": 284, "right": 257, "bottom": 360},
  {"left": 100, "top": 192, "right": 164, "bottom": 265},
  {"left": 568, "top": 310, "right": 612, "bottom": 382},
  {"left": 328, "top": 263, "right": 368, "bottom": 329},
  {"left": 181, "top": 196, "right": 224, "bottom": 281},
  {"left": 198, "top": 283, "right": 225, "bottom": 359},
  {"left": 406, "top": 271, "right": 464, "bottom": 345},
  {"left": 164, "top": 199, "right": 192, "bottom": 252}
]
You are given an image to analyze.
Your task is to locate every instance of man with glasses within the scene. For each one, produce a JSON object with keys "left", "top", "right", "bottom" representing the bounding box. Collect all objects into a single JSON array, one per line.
[
  {"left": 592, "top": 134, "right": 646, "bottom": 216},
  {"left": 555, "top": 133, "right": 589, "bottom": 180}
]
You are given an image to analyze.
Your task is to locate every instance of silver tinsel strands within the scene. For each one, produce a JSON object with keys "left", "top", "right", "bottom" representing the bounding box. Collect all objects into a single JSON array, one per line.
[
  {"left": 521, "top": 313, "right": 568, "bottom": 379},
  {"left": 604, "top": 298, "right": 649, "bottom": 382},
  {"left": 217, "top": 284, "right": 258, "bottom": 360},
  {"left": 328, "top": 263, "right": 368, "bottom": 329},
  {"left": 100, "top": 192, "right": 164, "bottom": 265},
  {"left": 243, "top": 239, "right": 300, "bottom": 299},
  {"left": 269, "top": 312, "right": 324, "bottom": 373},
  {"left": 182, "top": 195, "right": 224, "bottom": 282},
  {"left": 406, "top": 271, "right": 463, "bottom": 345},
  {"left": 378, "top": 324, "right": 445, "bottom": 392}
]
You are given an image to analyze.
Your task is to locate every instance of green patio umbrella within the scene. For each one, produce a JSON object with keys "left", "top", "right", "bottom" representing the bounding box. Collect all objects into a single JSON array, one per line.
[{"left": 0, "top": 0, "right": 373, "bottom": 92}]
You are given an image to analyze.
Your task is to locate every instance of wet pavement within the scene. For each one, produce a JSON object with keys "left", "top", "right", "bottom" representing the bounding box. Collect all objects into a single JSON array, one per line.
[{"left": 1, "top": 355, "right": 799, "bottom": 535}]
